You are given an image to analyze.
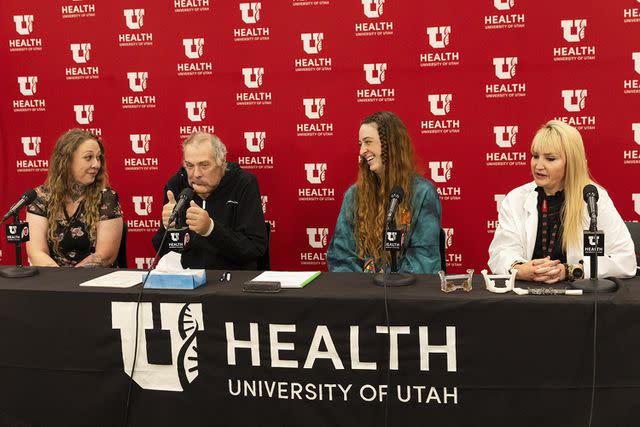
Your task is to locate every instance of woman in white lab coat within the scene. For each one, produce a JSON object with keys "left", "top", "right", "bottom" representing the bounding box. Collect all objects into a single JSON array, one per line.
[{"left": 488, "top": 120, "right": 636, "bottom": 283}]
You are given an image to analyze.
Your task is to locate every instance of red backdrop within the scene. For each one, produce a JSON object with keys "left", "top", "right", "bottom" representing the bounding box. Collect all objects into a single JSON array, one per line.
[{"left": 1, "top": 0, "right": 639, "bottom": 272}]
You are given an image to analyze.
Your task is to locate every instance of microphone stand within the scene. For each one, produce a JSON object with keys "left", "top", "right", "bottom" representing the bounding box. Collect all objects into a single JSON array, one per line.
[
  {"left": 0, "top": 213, "right": 38, "bottom": 278},
  {"left": 389, "top": 244, "right": 398, "bottom": 274},
  {"left": 166, "top": 211, "right": 189, "bottom": 252},
  {"left": 571, "top": 215, "right": 616, "bottom": 293},
  {"left": 373, "top": 220, "right": 415, "bottom": 287}
]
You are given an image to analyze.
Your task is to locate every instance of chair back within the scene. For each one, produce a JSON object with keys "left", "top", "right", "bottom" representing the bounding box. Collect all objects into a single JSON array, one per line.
[
  {"left": 625, "top": 221, "right": 640, "bottom": 271},
  {"left": 116, "top": 221, "right": 128, "bottom": 268},
  {"left": 439, "top": 227, "right": 446, "bottom": 272},
  {"left": 256, "top": 221, "right": 271, "bottom": 271}
]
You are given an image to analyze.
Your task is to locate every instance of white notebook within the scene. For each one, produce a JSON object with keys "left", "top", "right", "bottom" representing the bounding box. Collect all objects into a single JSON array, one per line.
[{"left": 250, "top": 271, "right": 321, "bottom": 288}]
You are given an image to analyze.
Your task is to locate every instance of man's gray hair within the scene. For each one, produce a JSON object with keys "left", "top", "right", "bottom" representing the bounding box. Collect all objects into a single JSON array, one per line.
[{"left": 182, "top": 132, "right": 227, "bottom": 166}]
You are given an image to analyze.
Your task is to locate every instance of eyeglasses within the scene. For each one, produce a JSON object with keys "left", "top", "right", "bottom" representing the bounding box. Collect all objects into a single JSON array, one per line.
[
  {"left": 481, "top": 269, "right": 517, "bottom": 294},
  {"left": 438, "top": 269, "right": 474, "bottom": 293}
]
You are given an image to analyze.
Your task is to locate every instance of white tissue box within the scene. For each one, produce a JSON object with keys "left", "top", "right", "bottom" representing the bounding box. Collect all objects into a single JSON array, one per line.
[{"left": 142, "top": 270, "right": 207, "bottom": 289}]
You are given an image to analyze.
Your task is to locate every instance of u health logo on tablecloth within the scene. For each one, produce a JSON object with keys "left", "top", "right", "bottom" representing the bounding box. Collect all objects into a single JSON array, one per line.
[{"left": 112, "top": 302, "right": 204, "bottom": 392}]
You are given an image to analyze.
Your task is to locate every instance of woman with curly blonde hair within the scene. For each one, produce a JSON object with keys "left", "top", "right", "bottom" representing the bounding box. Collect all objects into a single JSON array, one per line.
[
  {"left": 26, "top": 129, "right": 123, "bottom": 267},
  {"left": 327, "top": 111, "right": 442, "bottom": 273}
]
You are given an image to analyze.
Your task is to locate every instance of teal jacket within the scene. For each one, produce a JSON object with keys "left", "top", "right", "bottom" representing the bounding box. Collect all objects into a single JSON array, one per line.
[{"left": 327, "top": 175, "right": 442, "bottom": 273}]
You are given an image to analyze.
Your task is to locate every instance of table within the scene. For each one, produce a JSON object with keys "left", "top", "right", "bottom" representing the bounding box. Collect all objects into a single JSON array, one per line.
[{"left": 0, "top": 267, "right": 638, "bottom": 427}]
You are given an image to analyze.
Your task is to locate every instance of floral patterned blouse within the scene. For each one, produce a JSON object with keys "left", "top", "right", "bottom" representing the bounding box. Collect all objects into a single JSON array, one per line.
[{"left": 27, "top": 186, "right": 122, "bottom": 266}]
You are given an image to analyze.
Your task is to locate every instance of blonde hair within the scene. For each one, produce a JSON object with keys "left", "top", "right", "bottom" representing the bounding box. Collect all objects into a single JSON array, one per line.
[
  {"left": 44, "top": 129, "right": 108, "bottom": 256},
  {"left": 355, "top": 111, "right": 415, "bottom": 263},
  {"left": 531, "top": 120, "right": 594, "bottom": 250}
]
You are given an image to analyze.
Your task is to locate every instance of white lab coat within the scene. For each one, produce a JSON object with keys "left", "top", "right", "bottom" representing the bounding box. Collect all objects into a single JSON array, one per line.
[{"left": 488, "top": 181, "right": 637, "bottom": 278}]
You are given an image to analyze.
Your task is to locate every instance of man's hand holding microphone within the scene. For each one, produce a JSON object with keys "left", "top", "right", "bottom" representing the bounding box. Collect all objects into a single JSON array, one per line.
[{"left": 162, "top": 189, "right": 213, "bottom": 236}]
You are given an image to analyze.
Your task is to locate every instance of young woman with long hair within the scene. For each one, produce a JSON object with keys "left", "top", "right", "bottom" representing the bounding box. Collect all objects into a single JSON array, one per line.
[{"left": 327, "top": 111, "right": 442, "bottom": 273}]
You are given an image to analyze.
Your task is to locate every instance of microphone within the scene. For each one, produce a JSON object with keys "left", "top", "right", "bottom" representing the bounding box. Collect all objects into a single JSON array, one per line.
[
  {"left": 2, "top": 189, "right": 37, "bottom": 222},
  {"left": 583, "top": 184, "right": 598, "bottom": 230},
  {"left": 572, "top": 183, "right": 617, "bottom": 292},
  {"left": 373, "top": 185, "right": 415, "bottom": 287},
  {"left": 385, "top": 186, "right": 404, "bottom": 226},
  {"left": 167, "top": 188, "right": 194, "bottom": 227}
]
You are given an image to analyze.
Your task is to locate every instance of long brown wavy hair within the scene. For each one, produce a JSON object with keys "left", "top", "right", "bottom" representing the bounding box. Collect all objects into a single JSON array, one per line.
[
  {"left": 355, "top": 111, "right": 415, "bottom": 263},
  {"left": 44, "top": 129, "right": 109, "bottom": 256}
]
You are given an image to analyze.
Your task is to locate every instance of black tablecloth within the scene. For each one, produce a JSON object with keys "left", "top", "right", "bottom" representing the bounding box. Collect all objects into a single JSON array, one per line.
[{"left": 0, "top": 268, "right": 638, "bottom": 426}]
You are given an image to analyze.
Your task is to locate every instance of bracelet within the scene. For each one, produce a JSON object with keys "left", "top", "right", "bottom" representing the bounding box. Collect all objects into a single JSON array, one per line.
[
  {"left": 564, "top": 263, "right": 575, "bottom": 282},
  {"left": 510, "top": 260, "right": 524, "bottom": 271}
]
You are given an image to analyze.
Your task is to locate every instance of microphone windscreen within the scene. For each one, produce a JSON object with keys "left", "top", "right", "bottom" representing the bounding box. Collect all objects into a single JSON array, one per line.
[
  {"left": 390, "top": 186, "right": 404, "bottom": 203},
  {"left": 178, "top": 188, "right": 194, "bottom": 200},
  {"left": 583, "top": 184, "right": 598, "bottom": 203},
  {"left": 23, "top": 189, "right": 37, "bottom": 204}
]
